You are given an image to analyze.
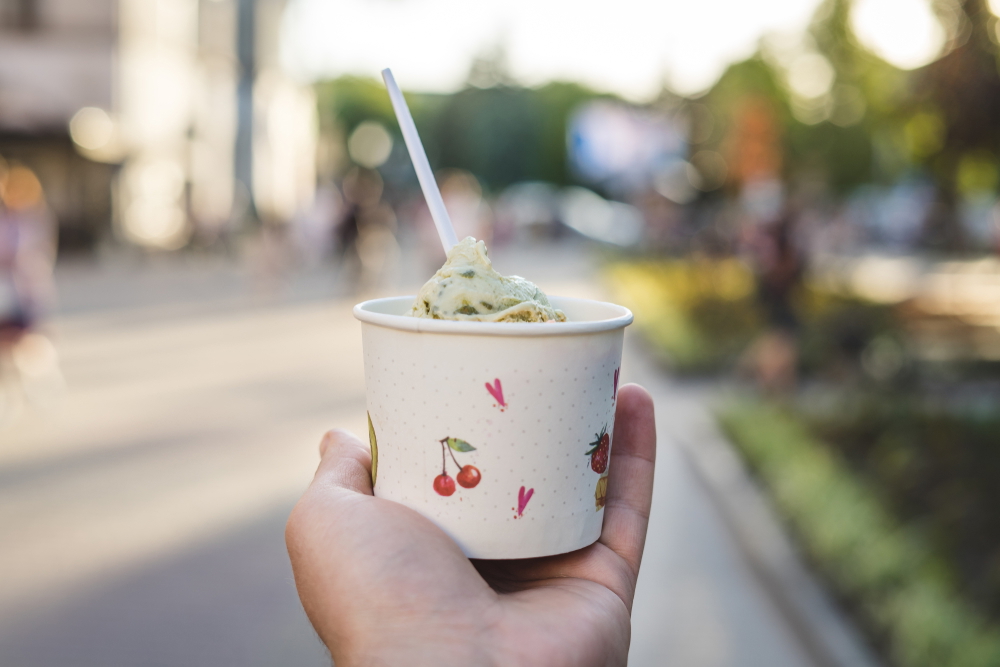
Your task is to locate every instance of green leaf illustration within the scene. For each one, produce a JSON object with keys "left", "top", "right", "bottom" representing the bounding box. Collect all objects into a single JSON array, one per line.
[{"left": 443, "top": 437, "right": 476, "bottom": 452}]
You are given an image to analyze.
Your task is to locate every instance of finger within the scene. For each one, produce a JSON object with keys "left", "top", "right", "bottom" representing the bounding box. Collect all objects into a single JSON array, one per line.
[
  {"left": 313, "top": 428, "right": 374, "bottom": 496},
  {"left": 599, "top": 384, "right": 656, "bottom": 583}
]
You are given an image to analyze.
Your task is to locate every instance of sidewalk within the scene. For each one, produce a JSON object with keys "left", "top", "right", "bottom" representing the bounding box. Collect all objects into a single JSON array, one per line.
[{"left": 625, "top": 357, "right": 816, "bottom": 666}]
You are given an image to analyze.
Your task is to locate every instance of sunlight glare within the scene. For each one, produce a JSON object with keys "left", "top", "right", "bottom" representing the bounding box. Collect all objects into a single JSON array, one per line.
[
  {"left": 851, "top": 0, "right": 945, "bottom": 70},
  {"left": 282, "top": 0, "right": 824, "bottom": 99}
]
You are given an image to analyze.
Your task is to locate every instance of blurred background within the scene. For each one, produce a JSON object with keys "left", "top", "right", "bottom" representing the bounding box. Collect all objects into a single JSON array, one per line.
[{"left": 3, "top": 0, "right": 1000, "bottom": 665}]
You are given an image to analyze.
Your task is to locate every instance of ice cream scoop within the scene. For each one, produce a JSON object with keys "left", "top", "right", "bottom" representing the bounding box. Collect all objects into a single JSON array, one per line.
[{"left": 408, "top": 237, "right": 566, "bottom": 322}]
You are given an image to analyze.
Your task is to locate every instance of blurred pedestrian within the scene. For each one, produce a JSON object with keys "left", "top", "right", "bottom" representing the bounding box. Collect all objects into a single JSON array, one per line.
[
  {"left": 291, "top": 182, "right": 342, "bottom": 268},
  {"left": 0, "top": 163, "right": 62, "bottom": 418},
  {"left": 0, "top": 164, "right": 56, "bottom": 340},
  {"left": 742, "top": 209, "right": 804, "bottom": 392},
  {"left": 335, "top": 170, "right": 365, "bottom": 272},
  {"left": 337, "top": 168, "right": 399, "bottom": 295}
]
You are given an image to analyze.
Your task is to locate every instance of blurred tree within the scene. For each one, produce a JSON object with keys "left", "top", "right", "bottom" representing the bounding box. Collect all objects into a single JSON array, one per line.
[
  {"left": 701, "top": 51, "right": 873, "bottom": 195},
  {"left": 699, "top": 57, "right": 790, "bottom": 198},
  {"left": 428, "top": 47, "right": 608, "bottom": 189},
  {"left": 430, "top": 82, "right": 609, "bottom": 190},
  {"left": 910, "top": 0, "right": 1000, "bottom": 249},
  {"left": 800, "top": 0, "right": 901, "bottom": 191},
  {"left": 316, "top": 76, "right": 447, "bottom": 140},
  {"left": 430, "top": 85, "right": 545, "bottom": 189},
  {"left": 315, "top": 76, "right": 395, "bottom": 139},
  {"left": 704, "top": 57, "right": 791, "bottom": 127},
  {"left": 465, "top": 44, "right": 517, "bottom": 89},
  {"left": 802, "top": 0, "right": 1000, "bottom": 246},
  {"left": 314, "top": 71, "right": 609, "bottom": 191},
  {"left": 534, "top": 82, "right": 606, "bottom": 186},
  {"left": 787, "top": 121, "right": 874, "bottom": 194},
  {"left": 314, "top": 75, "right": 446, "bottom": 181},
  {"left": 809, "top": 0, "right": 909, "bottom": 123}
]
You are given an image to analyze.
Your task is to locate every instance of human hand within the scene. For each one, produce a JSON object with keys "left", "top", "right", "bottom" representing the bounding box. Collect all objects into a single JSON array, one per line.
[{"left": 286, "top": 384, "right": 656, "bottom": 667}]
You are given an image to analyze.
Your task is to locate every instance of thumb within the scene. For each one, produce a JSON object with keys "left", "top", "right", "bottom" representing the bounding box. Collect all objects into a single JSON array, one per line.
[{"left": 313, "top": 429, "right": 374, "bottom": 496}]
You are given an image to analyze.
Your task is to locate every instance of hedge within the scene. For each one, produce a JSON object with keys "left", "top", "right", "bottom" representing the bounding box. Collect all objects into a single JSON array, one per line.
[{"left": 719, "top": 402, "right": 1000, "bottom": 667}]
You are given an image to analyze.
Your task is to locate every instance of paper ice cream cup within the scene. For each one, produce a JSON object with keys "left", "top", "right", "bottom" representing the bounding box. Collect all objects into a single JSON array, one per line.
[{"left": 353, "top": 296, "right": 633, "bottom": 559}]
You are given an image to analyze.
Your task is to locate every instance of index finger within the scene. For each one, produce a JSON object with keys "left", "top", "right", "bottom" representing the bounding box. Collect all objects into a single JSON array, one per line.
[{"left": 599, "top": 384, "right": 656, "bottom": 581}]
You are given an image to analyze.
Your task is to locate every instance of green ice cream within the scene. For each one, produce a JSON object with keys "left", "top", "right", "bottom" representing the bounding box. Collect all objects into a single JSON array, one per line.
[{"left": 408, "top": 237, "right": 566, "bottom": 322}]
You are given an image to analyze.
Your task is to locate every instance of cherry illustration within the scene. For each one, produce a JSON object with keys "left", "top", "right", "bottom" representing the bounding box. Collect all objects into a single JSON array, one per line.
[
  {"left": 457, "top": 465, "right": 481, "bottom": 488},
  {"left": 434, "top": 473, "right": 456, "bottom": 496},
  {"left": 435, "top": 437, "right": 481, "bottom": 496}
]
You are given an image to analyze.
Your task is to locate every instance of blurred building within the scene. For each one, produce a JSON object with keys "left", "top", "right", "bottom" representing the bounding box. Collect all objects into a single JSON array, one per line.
[
  {"left": 0, "top": 0, "right": 315, "bottom": 252},
  {"left": 0, "top": 0, "right": 115, "bottom": 249}
]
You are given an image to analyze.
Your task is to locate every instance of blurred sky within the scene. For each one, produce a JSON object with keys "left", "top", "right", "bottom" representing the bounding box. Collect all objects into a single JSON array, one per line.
[{"left": 281, "top": 0, "right": 948, "bottom": 99}]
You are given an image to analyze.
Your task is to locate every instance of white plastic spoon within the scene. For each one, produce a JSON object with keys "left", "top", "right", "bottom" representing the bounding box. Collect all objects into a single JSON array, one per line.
[{"left": 381, "top": 68, "right": 458, "bottom": 253}]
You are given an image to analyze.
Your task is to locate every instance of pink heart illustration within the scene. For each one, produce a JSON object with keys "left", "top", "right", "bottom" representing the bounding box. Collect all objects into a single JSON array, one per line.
[
  {"left": 517, "top": 485, "right": 534, "bottom": 516},
  {"left": 485, "top": 378, "right": 505, "bottom": 407},
  {"left": 613, "top": 368, "right": 620, "bottom": 400}
]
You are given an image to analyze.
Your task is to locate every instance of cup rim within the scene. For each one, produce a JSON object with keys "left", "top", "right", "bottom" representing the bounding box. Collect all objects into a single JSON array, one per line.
[{"left": 354, "top": 295, "right": 633, "bottom": 336}]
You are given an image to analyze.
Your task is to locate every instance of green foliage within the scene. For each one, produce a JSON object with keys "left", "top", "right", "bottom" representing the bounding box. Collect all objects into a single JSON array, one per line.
[
  {"left": 787, "top": 121, "right": 874, "bottom": 193},
  {"left": 809, "top": 0, "right": 908, "bottom": 122},
  {"left": 700, "top": 52, "right": 881, "bottom": 193},
  {"left": 315, "top": 76, "right": 397, "bottom": 136},
  {"left": 803, "top": 394, "right": 1000, "bottom": 620},
  {"left": 794, "top": 286, "right": 901, "bottom": 377},
  {"left": 956, "top": 150, "right": 1000, "bottom": 196},
  {"left": 720, "top": 402, "right": 1000, "bottom": 667},
  {"left": 314, "top": 76, "right": 609, "bottom": 189},
  {"left": 604, "top": 260, "right": 762, "bottom": 373},
  {"left": 314, "top": 0, "right": 1000, "bottom": 208},
  {"left": 534, "top": 82, "right": 606, "bottom": 185},
  {"left": 705, "top": 57, "right": 791, "bottom": 121},
  {"left": 605, "top": 260, "right": 906, "bottom": 376},
  {"left": 904, "top": 110, "right": 946, "bottom": 161},
  {"left": 429, "top": 86, "right": 544, "bottom": 189}
]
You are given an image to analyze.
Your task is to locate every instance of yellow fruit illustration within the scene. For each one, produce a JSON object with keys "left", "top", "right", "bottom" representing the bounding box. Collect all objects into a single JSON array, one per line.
[
  {"left": 595, "top": 475, "right": 608, "bottom": 510},
  {"left": 368, "top": 412, "right": 378, "bottom": 486}
]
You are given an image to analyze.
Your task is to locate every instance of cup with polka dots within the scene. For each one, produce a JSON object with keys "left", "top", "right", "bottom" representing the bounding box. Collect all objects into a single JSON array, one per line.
[{"left": 354, "top": 295, "right": 632, "bottom": 559}]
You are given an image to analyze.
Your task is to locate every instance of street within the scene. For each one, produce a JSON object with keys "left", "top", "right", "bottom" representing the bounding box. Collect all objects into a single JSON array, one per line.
[{"left": 1, "top": 240, "right": 850, "bottom": 666}]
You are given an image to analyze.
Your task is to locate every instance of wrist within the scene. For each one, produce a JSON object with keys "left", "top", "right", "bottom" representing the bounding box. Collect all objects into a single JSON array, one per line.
[{"left": 336, "top": 634, "right": 498, "bottom": 667}]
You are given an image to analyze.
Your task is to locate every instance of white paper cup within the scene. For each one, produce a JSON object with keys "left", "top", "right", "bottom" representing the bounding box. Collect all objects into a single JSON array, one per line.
[{"left": 353, "top": 296, "right": 633, "bottom": 559}]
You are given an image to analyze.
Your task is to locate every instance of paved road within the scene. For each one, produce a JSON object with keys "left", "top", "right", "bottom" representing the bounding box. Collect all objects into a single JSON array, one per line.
[{"left": 0, "top": 241, "right": 820, "bottom": 666}]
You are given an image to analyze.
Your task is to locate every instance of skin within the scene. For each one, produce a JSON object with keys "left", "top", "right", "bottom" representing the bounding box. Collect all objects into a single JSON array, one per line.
[{"left": 286, "top": 384, "right": 656, "bottom": 667}]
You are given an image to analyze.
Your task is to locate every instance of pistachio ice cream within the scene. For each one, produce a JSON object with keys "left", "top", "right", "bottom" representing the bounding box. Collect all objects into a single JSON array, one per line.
[{"left": 408, "top": 237, "right": 566, "bottom": 322}]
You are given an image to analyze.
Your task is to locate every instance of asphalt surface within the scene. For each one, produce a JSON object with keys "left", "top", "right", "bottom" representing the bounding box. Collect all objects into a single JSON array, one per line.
[{"left": 0, "top": 239, "right": 823, "bottom": 666}]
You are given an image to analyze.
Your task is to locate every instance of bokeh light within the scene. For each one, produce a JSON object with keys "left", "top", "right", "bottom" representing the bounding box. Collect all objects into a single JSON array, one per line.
[
  {"left": 69, "top": 107, "right": 114, "bottom": 151},
  {"left": 1, "top": 165, "right": 44, "bottom": 211},
  {"left": 787, "top": 53, "right": 835, "bottom": 100},
  {"left": 122, "top": 160, "right": 188, "bottom": 249},
  {"left": 347, "top": 121, "right": 393, "bottom": 168},
  {"left": 851, "top": 0, "right": 945, "bottom": 69}
]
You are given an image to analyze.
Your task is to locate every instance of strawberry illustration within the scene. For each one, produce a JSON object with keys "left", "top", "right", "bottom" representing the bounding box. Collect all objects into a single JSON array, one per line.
[{"left": 586, "top": 424, "right": 610, "bottom": 474}]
